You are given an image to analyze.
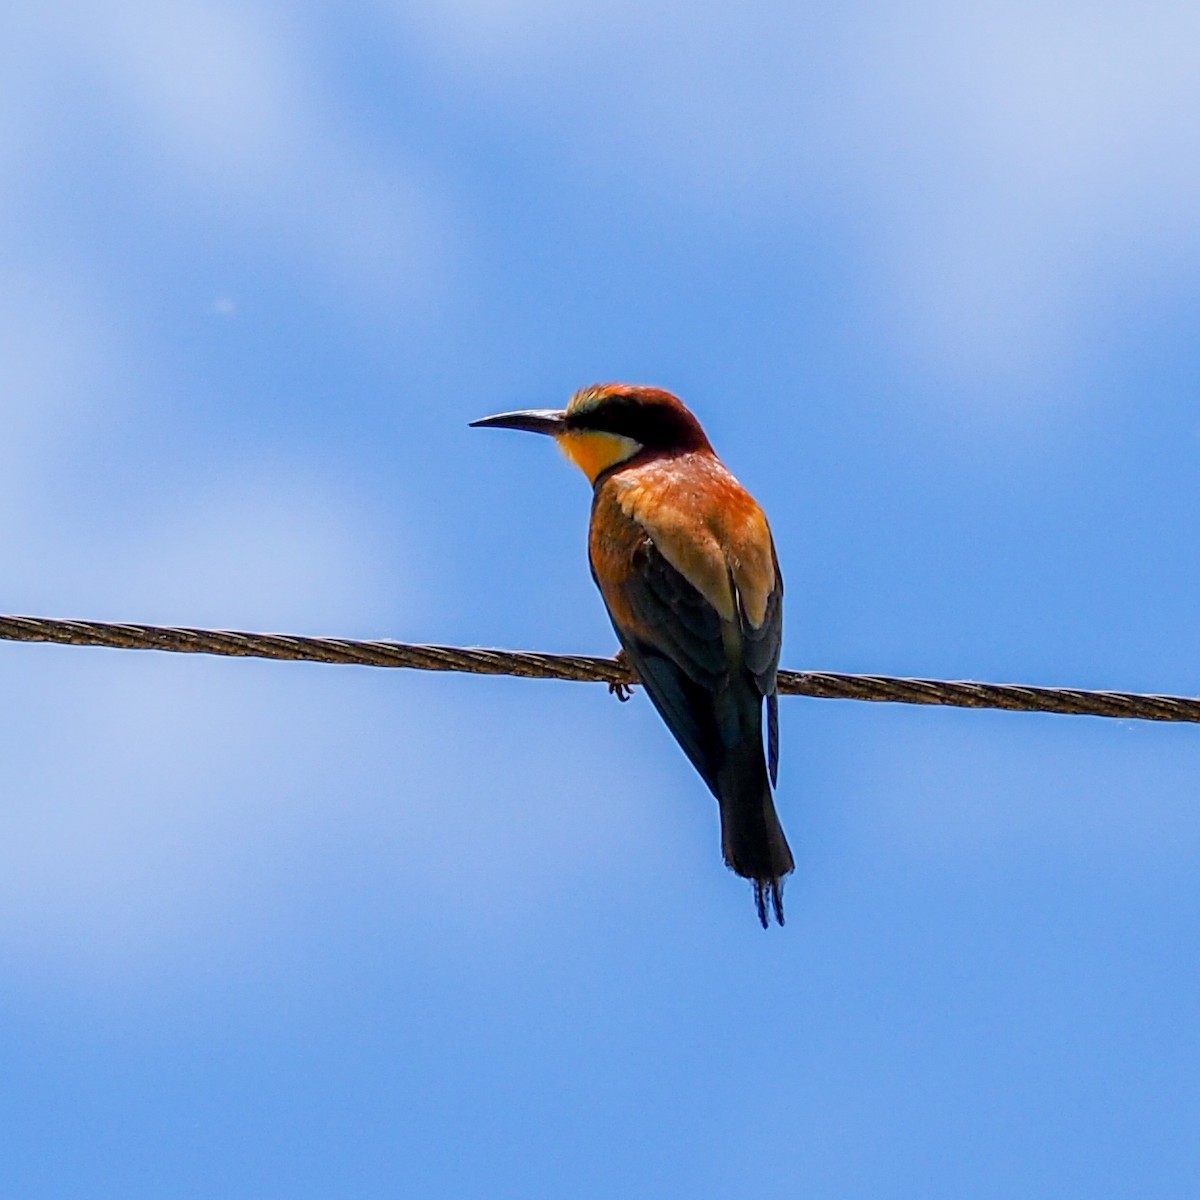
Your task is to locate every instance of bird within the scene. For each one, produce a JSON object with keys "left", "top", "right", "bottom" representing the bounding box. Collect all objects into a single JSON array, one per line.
[{"left": 470, "top": 384, "right": 792, "bottom": 927}]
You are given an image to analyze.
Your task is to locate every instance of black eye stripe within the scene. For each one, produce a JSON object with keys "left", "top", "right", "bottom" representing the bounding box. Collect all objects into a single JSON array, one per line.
[{"left": 567, "top": 398, "right": 705, "bottom": 450}]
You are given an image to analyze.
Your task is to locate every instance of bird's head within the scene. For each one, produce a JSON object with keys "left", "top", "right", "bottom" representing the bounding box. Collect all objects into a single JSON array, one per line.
[{"left": 470, "top": 384, "right": 713, "bottom": 484}]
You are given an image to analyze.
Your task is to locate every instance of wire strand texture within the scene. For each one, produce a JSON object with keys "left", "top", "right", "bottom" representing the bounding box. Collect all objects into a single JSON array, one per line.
[{"left": 0, "top": 614, "right": 1197, "bottom": 725}]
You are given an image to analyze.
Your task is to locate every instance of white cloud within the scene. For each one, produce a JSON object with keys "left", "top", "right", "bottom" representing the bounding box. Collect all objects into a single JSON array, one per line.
[
  {"left": 0, "top": 268, "right": 428, "bottom": 982},
  {"left": 0, "top": 267, "right": 656, "bottom": 979},
  {"left": 394, "top": 0, "right": 633, "bottom": 70},
  {"left": 387, "top": 0, "right": 1200, "bottom": 393},
  {"left": 0, "top": 646, "right": 665, "bottom": 983},
  {"left": 0, "top": 1, "right": 678, "bottom": 985},
  {"left": 9, "top": 0, "right": 460, "bottom": 310},
  {"left": 100, "top": 468, "right": 400, "bottom": 627},
  {"left": 0, "top": 262, "right": 404, "bottom": 627},
  {"left": 0, "top": 271, "right": 134, "bottom": 529}
]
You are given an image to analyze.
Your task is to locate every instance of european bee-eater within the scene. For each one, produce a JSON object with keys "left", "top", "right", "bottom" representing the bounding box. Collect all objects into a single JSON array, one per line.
[{"left": 471, "top": 384, "right": 792, "bottom": 926}]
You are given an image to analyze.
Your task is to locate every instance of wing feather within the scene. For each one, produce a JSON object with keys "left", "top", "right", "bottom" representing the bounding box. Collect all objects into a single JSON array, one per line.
[{"left": 589, "top": 471, "right": 784, "bottom": 793}]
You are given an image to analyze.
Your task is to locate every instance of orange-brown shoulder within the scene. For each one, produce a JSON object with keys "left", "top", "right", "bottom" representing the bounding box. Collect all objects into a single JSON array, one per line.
[{"left": 594, "top": 452, "right": 779, "bottom": 627}]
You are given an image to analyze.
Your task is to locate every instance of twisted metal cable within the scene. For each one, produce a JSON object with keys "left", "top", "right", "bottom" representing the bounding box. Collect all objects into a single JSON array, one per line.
[{"left": 0, "top": 613, "right": 1197, "bottom": 725}]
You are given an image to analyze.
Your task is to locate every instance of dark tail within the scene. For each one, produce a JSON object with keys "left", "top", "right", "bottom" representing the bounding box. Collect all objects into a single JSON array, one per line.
[
  {"left": 716, "top": 720, "right": 794, "bottom": 928},
  {"left": 621, "top": 638, "right": 793, "bottom": 927}
]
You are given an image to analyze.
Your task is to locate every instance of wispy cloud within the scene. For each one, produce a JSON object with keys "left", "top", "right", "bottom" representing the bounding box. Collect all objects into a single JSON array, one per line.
[
  {"left": 389, "top": 0, "right": 1200, "bottom": 393},
  {"left": 0, "top": 271, "right": 652, "bottom": 976},
  {"left": 0, "top": 649, "right": 666, "bottom": 981},
  {"left": 9, "top": 0, "right": 461, "bottom": 309},
  {"left": 0, "top": 271, "right": 133, "bottom": 530}
]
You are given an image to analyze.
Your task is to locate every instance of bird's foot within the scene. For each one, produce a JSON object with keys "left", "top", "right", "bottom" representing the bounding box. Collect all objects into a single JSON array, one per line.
[{"left": 607, "top": 649, "right": 635, "bottom": 702}]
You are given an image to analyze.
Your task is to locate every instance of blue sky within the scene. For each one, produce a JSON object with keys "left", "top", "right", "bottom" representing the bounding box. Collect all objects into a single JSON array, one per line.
[{"left": 2, "top": 1, "right": 1199, "bottom": 1195}]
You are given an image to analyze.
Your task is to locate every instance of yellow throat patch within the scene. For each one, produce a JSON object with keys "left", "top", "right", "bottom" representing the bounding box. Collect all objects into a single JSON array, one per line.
[{"left": 557, "top": 430, "right": 642, "bottom": 484}]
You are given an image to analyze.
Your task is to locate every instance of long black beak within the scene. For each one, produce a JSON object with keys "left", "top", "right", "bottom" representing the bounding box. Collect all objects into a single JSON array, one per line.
[{"left": 469, "top": 408, "right": 568, "bottom": 436}]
